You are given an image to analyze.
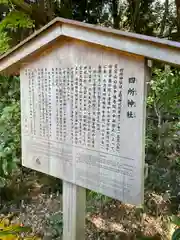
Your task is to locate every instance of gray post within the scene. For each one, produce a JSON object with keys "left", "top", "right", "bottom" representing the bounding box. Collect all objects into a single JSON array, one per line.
[{"left": 63, "top": 181, "right": 86, "bottom": 240}]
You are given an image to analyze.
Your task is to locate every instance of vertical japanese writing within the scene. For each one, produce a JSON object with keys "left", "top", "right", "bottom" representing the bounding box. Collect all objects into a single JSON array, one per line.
[
  {"left": 55, "top": 68, "right": 59, "bottom": 140},
  {"left": 101, "top": 65, "right": 107, "bottom": 150},
  {"left": 48, "top": 71, "right": 52, "bottom": 138},
  {"left": 79, "top": 66, "right": 83, "bottom": 145},
  {"left": 63, "top": 68, "right": 67, "bottom": 142},
  {"left": 82, "top": 66, "right": 86, "bottom": 145},
  {"left": 42, "top": 69, "right": 46, "bottom": 137},
  {"left": 26, "top": 64, "right": 125, "bottom": 154},
  {"left": 75, "top": 66, "right": 78, "bottom": 145},
  {"left": 32, "top": 70, "right": 36, "bottom": 135},
  {"left": 28, "top": 69, "right": 33, "bottom": 135},
  {"left": 59, "top": 68, "right": 63, "bottom": 141},
  {"left": 116, "top": 67, "right": 123, "bottom": 151},
  {"left": 92, "top": 68, "right": 96, "bottom": 148},
  {"left": 70, "top": 67, "right": 74, "bottom": 143},
  {"left": 106, "top": 65, "right": 110, "bottom": 151},
  {"left": 38, "top": 69, "right": 42, "bottom": 137},
  {"left": 111, "top": 64, "right": 116, "bottom": 151},
  {"left": 97, "top": 65, "right": 101, "bottom": 133},
  {"left": 87, "top": 66, "right": 92, "bottom": 147},
  {"left": 127, "top": 77, "right": 137, "bottom": 119},
  {"left": 44, "top": 68, "right": 48, "bottom": 137}
]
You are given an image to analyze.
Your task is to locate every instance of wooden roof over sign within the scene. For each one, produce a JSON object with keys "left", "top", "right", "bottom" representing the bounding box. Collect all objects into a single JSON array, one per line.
[{"left": 0, "top": 17, "right": 180, "bottom": 74}]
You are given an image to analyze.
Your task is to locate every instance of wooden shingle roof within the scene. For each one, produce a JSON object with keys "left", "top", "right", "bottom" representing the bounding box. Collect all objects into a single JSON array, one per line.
[{"left": 0, "top": 17, "right": 180, "bottom": 74}]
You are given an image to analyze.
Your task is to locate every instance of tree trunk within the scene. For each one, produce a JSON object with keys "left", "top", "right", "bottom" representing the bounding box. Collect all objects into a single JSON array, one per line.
[
  {"left": 127, "top": 0, "right": 141, "bottom": 32},
  {"left": 175, "top": 0, "right": 180, "bottom": 35},
  {"left": 132, "top": 0, "right": 141, "bottom": 32},
  {"left": 60, "top": 0, "right": 73, "bottom": 19},
  {"left": 112, "top": 0, "right": 120, "bottom": 29},
  {"left": 160, "top": 0, "right": 169, "bottom": 37}
]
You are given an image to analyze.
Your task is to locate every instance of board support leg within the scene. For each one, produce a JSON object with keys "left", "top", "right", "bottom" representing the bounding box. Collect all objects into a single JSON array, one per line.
[{"left": 63, "top": 181, "right": 86, "bottom": 240}]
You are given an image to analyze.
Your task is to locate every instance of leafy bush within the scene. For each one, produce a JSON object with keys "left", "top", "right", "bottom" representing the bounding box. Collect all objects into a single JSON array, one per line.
[
  {"left": 0, "top": 75, "right": 20, "bottom": 186},
  {"left": 146, "top": 68, "right": 180, "bottom": 165},
  {"left": 0, "top": 214, "right": 41, "bottom": 239},
  {"left": 145, "top": 67, "right": 180, "bottom": 212},
  {"left": 47, "top": 212, "right": 63, "bottom": 239},
  {"left": 0, "top": 5, "right": 34, "bottom": 54}
]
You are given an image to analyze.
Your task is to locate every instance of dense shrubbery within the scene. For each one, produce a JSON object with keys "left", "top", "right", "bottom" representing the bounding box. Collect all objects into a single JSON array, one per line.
[
  {"left": 146, "top": 68, "right": 180, "bottom": 212},
  {"left": 0, "top": 75, "right": 20, "bottom": 186},
  {"left": 0, "top": 213, "right": 41, "bottom": 239}
]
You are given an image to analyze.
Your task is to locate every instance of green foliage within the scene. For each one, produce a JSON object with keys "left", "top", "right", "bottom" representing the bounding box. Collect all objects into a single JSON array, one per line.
[
  {"left": 147, "top": 68, "right": 180, "bottom": 115},
  {"left": 47, "top": 212, "right": 63, "bottom": 239},
  {"left": 86, "top": 190, "right": 113, "bottom": 214},
  {"left": 146, "top": 67, "right": 180, "bottom": 165},
  {"left": 0, "top": 214, "right": 41, "bottom": 239},
  {"left": 0, "top": 75, "right": 20, "bottom": 186},
  {"left": 172, "top": 228, "right": 180, "bottom": 240},
  {"left": 0, "top": 31, "right": 10, "bottom": 53},
  {"left": 0, "top": 6, "right": 34, "bottom": 54},
  {"left": 171, "top": 215, "right": 180, "bottom": 227},
  {"left": 0, "top": 0, "right": 9, "bottom": 5},
  {"left": 0, "top": 11, "right": 34, "bottom": 31},
  {"left": 145, "top": 67, "right": 180, "bottom": 212}
]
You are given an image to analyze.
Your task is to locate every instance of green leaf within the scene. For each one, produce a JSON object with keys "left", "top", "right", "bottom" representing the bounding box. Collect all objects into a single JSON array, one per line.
[
  {"left": 0, "top": 0, "right": 9, "bottom": 5},
  {"left": 0, "top": 226, "right": 32, "bottom": 236},
  {"left": 172, "top": 228, "right": 180, "bottom": 240},
  {"left": 0, "top": 177, "right": 6, "bottom": 187},
  {"left": 2, "top": 159, "right": 8, "bottom": 175},
  {"left": 0, "top": 10, "right": 34, "bottom": 31},
  {"left": 0, "top": 31, "right": 10, "bottom": 54},
  {"left": 0, "top": 151, "right": 6, "bottom": 158},
  {"left": 171, "top": 216, "right": 180, "bottom": 227}
]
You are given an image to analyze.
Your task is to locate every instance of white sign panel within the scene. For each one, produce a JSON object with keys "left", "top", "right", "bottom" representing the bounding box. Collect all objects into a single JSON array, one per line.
[{"left": 20, "top": 40, "right": 146, "bottom": 205}]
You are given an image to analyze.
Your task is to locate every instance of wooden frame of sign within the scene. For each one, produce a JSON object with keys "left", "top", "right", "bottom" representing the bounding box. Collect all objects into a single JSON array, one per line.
[{"left": 0, "top": 18, "right": 180, "bottom": 240}]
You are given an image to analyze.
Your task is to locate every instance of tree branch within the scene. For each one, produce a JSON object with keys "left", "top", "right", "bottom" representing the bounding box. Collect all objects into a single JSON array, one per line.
[{"left": 11, "top": 0, "right": 32, "bottom": 14}]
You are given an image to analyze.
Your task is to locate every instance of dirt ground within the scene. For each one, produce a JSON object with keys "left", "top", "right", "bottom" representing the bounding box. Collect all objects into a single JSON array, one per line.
[{"left": 0, "top": 170, "right": 175, "bottom": 240}]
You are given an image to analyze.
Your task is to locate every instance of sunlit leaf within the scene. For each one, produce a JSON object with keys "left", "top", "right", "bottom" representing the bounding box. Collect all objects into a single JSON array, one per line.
[
  {"left": 171, "top": 215, "right": 180, "bottom": 227},
  {"left": 172, "top": 228, "right": 180, "bottom": 240}
]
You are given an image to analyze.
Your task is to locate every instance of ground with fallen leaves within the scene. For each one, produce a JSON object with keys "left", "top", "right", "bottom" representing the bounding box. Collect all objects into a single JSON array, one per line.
[{"left": 0, "top": 169, "right": 176, "bottom": 240}]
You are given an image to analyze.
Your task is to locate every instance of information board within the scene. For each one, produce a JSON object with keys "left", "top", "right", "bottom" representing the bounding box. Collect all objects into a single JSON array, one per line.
[{"left": 20, "top": 40, "right": 146, "bottom": 205}]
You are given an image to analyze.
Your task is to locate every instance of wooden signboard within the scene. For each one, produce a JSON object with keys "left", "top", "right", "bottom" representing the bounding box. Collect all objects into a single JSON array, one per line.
[
  {"left": 1, "top": 17, "right": 179, "bottom": 240},
  {"left": 20, "top": 39, "right": 146, "bottom": 205}
]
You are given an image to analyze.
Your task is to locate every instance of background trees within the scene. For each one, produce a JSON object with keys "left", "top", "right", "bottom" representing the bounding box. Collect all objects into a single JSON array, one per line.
[{"left": 0, "top": 0, "right": 180, "bottom": 52}]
